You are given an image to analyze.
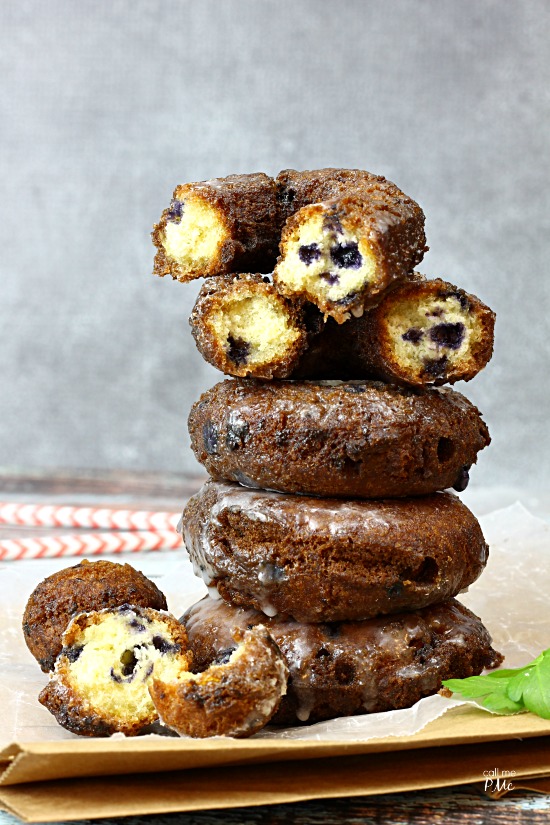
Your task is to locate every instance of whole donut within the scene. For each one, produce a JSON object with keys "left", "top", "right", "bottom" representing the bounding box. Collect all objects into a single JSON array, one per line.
[
  {"left": 188, "top": 379, "right": 490, "bottom": 498},
  {"left": 181, "top": 482, "right": 489, "bottom": 623}
]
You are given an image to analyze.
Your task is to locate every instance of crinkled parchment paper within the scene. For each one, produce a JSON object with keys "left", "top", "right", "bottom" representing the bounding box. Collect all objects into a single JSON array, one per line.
[{"left": 1, "top": 503, "right": 549, "bottom": 745}]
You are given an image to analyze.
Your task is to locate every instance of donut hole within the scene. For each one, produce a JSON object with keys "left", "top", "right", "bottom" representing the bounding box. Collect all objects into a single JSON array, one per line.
[
  {"left": 414, "top": 557, "right": 439, "bottom": 584},
  {"left": 437, "top": 437, "right": 455, "bottom": 463}
]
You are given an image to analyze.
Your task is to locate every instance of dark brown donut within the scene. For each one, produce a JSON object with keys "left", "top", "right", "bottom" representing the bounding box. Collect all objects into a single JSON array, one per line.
[
  {"left": 23, "top": 560, "right": 168, "bottom": 672},
  {"left": 181, "top": 481, "right": 489, "bottom": 623},
  {"left": 152, "top": 169, "right": 426, "bottom": 312},
  {"left": 188, "top": 379, "right": 490, "bottom": 498},
  {"left": 181, "top": 597, "right": 503, "bottom": 726}
]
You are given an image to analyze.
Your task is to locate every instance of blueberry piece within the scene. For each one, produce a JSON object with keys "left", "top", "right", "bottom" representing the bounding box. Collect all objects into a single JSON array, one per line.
[
  {"left": 423, "top": 355, "right": 448, "bottom": 377},
  {"left": 226, "top": 418, "right": 250, "bottom": 450},
  {"left": 429, "top": 323, "right": 465, "bottom": 350},
  {"left": 452, "top": 464, "right": 471, "bottom": 492},
  {"left": 330, "top": 242, "right": 362, "bottom": 269},
  {"left": 129, "top": 619, "right": 147, "bottom": 632},
  {"left": 439, "top": 289, "right": 470, "bottom": 311},
  {"left": 387, "top": 582, "right": 404, "bottom": 597},
  {"left": 152, "top": 635, "right": 180, "bottom": 655},
  {"left": 427, "top": 307, "right": 444, "bottom": 318},
  {"left": 258, "top": 563, "right": 287, "bottom": 583},
  {"left": 319, "top": 271, "right": 340, "bottom": 285},
  {"left": 298, "top": 243, "right": 321, "bottom": 266},
  {"left": 323, "top": 214, "right": 344, "bottom": 236},
  {"left": 277, "top": 188, "right": 295, "bottom": 207},
  {"left": 166, "top": 199, "right": 184, "bottom": 222},
  {"left": 335, "top": 291, "right": 358, "bottom": 307},
  {"left": 344, "top": 384, "right": 366, "bottom": 393},
  {"left": 62, "top": 644, "right": 84, "bottom": 663},
  {"left": 402, "top": 328, "right": 424, "bottom": 344},
  {"left": 202, "top": 421, "right": 219, "bottom": 455},
  {"left": 226, "top": 335, "right": 250, "bottom": 366},
  {"left": 213, "top": 647, "right": 236, "bottom": 666}
]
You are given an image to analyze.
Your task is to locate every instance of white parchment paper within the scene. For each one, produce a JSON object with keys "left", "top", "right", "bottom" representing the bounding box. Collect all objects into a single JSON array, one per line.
[{"left": 2, "top": 503, "right": 549, "bottom": 745}]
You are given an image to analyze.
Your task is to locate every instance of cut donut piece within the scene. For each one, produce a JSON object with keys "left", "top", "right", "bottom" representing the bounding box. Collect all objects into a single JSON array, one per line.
[
  {"left": 150, "top": 625, "right": 288, "bottom": 738},
  {"left": 292, "top": 276, "right": 496, "bottom": 386},
  {"left": 39, "top": 605, "right": 190, "bottom": 737},
  {"left": 362, "top": 276, "right": 495, "bottom": 385},
  {"left": 152, "top": 173, "right": 279, "bottom": 282},
  {"left": 274, "top": 187, "right": 426, "bottom": 323},
  {"left": 189, "top": 274, "right": 308, "bottom": 378}
]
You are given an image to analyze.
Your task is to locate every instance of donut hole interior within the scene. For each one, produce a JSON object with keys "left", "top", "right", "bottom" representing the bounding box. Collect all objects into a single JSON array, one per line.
[
  {"left": 276, "top": 209, "right": 378, "bottom": 304},
  {"left": 209, "top": 291, "right": 301, "bottom": 367},
  {"left": 414, "top": 557, "right": 439, "bottom": 584},
  {"left": 384, "top": 292, "right": 481, "bottom": 381},
  {"left": 162, "top": 193, "right": 229, "bottom": 270},
  {"left": 437, "top": 437, "right": 456, "bottom": 463},
  {"left": 65, "top": 611, "right": 187, "bottom": 722}
]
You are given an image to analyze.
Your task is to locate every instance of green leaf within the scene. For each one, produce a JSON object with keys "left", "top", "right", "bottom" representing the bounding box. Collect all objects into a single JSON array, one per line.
[
  {"left": 442, "top": 675, "right": 511, "bottom": 699},
  {"left": 521, "top": 656, "right": 550, "bottom": 720},
  {"left": 442, "top": 648, "right": 550, "bottom": 720}
]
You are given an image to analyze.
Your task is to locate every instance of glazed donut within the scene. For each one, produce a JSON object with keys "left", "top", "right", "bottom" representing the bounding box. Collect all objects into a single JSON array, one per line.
[
  {"left": 180, "top": 482, "right": 488, "bottom": 623},
  {"left": 23, "top": 560, "right": 168, "bottom": 673},
  {"left": 189, "top": 274, "right": 310, "bottom": 379},
  {"left": 150, "top": 625, "right": 288, "bottom": 738},
  {"left": 182, "top": 597, "right": 503, "bottom": 726},
  {"left": 39, "top": 605, "right": 190, "bottom": 737},
  {"left": 188, "top": 379, "right": 490, "bottom": 498},
  {"left": 152, "top": 169, "right": 426, "bottom": 317}
]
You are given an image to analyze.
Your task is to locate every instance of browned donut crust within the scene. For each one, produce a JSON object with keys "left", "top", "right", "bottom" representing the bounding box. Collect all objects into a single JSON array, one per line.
[
  {"left": 152, "top": 169, "right": 426, "bottom": 300},
  {"left": 39, "top": 605, "right": 190, "bottom": 737},
  {"left": 182, "top": 597, "right": 503, "bottom": 726},
  {"left": 188, "top": 379, "right": 490, "bottom": 498},
  {"left": 273, "top": 169, "right": 427, "bottom": 323},
  {"left": 293, "top": 276, "right": 495, "bottom": 386},
  {"left": 23, "top": 560, "right": 168, "bottom": 673},
  {"left": 189, "top": 274, "right": 309, "bottom": 379},
  {"left": 150, "top": 625, "right": 288, "bottom": 738},
  {"left": 152, "top": 173, "right": 280, "bottom": 282},
  {"left": 181, "top": 482, "right": 488, "bottom": 623}
]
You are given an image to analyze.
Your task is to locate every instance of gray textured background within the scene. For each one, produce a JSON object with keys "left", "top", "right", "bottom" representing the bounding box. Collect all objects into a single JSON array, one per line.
[{"left": 1, "top": 0, "right": 549, "bottom": 488}]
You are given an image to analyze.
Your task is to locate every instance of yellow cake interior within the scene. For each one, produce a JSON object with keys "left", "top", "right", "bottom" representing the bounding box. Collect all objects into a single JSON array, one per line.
[
  {"left": 386, "top": 294, "right": 480, "bottom": 376},
  {"left": 67, "top": 613, "right": 187, "bottom": 721},
  {"left": 275, "top": 209, "right": 378, "bottom": 302},
  {"left": 162, "top": 193, "right": 229, "bottom": 272},
  {"left": 209, "top": 291, "right": 301, "bottom": 366}
]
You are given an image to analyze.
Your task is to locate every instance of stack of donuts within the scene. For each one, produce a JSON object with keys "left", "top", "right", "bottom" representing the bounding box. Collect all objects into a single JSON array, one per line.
[{"left": 153, "top": 168, "right": 503, "bottom": 726}]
